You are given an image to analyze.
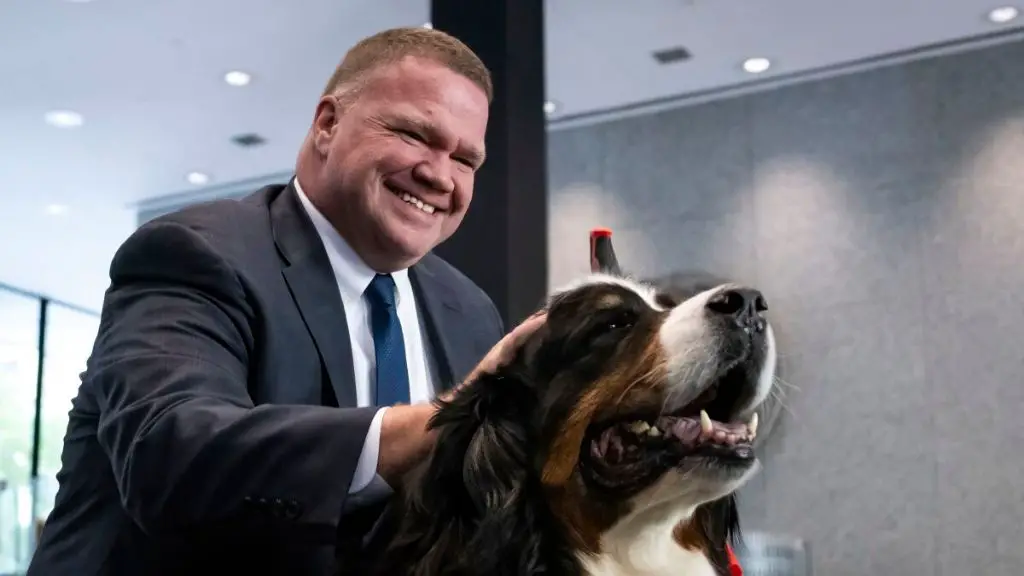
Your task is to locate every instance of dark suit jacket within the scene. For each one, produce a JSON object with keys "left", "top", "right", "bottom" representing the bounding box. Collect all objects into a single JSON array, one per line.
[{"left": 27, "top": 182, "right": 505, "bottom": 575}]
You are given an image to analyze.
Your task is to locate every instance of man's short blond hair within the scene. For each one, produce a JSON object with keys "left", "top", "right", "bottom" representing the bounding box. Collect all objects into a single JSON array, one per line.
[{"left": 322, "top": 27, "right": 493, "bottom": 103}]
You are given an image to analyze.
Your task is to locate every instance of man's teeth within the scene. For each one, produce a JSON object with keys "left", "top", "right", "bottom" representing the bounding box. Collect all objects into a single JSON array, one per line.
[{"left": 397, "top": 191, "right": 436, "bottom": 214}]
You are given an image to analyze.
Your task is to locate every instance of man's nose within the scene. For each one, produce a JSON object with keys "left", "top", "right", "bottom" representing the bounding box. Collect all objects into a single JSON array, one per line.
[{"left": 413, "top": 160, "right": 455, "bottom": 193}]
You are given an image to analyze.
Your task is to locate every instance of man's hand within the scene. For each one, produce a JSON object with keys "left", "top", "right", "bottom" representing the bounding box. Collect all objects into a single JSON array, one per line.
[
  {"left": 375, "top": 311, "right": 547, "bottom": 486},
  {"left": 450, "top": 310, "right": 547, "bottom": 399},
  {"left": 375, "top": 403, "right": 439, "bottom": 487}
]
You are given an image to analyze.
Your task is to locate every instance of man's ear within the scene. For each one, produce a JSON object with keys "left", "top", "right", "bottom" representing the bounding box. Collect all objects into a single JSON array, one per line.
[{"left": 311, "top": 95, "right": 341, "bottom": 155}]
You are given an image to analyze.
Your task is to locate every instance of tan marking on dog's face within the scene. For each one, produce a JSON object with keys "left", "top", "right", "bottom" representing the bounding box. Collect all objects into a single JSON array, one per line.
[
  {"left": 540, "top": 339, "right": 668, "bottom": 487},
  {"left": 596, "top": 293, "right": 623, "bottom": 309}
]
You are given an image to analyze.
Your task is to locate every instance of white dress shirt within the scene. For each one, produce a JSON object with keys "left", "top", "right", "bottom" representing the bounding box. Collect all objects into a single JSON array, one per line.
[{"left": 293, "top": 180, "right": 441, "bottom": 501}]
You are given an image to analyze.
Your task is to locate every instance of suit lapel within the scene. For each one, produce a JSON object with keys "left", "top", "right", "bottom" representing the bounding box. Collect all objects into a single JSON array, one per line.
[
  {"left": 409, "top": 257, "right": 476, "bottom": 390},
  {"left": 270, "top": 181, "right": 357, "bottom": 407}
]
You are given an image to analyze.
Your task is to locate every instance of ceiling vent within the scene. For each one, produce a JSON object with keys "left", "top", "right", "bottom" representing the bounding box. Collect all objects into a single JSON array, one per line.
[
  {"left": 231, "top": 133, "right": 266, "bottom": 148},
  {"left": 652, "top": 46, "right": 692, "bottom": 65}
]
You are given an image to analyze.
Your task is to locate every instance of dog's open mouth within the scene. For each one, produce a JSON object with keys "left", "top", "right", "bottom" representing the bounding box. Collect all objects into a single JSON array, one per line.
[
  {"left": 588, "top": 410, "right": 758, "bottom": 467},
  {"left": 581, "top": 367, "right": 760, "bottom": 492}
]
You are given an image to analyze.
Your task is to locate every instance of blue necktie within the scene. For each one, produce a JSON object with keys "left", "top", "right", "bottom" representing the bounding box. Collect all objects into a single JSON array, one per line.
[{"left": 365, "top": 274, "right": 410, "bottom": 406}]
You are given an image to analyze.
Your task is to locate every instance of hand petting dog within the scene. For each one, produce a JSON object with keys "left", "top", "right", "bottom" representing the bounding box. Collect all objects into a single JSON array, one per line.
[{"left": 377, "top": 311, "right": 548, "bottom": 487}]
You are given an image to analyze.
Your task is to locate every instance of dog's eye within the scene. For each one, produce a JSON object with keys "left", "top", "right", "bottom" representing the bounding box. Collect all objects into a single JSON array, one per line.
[
  {"left": 605, "top": 319, "right": 632, "bottom": 331},
  {"left": 598, "top": 311, "right": 636, "bottom": 334}
]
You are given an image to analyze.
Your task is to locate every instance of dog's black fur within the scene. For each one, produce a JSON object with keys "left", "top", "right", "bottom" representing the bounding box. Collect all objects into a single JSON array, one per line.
[{"left": 339, "top": 271, "right": 748, "bottom": 576}]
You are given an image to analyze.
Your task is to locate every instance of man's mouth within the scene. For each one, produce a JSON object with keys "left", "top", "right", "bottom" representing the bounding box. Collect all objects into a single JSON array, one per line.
[{"left": 386, "top": 184, "right": 440, "bottom": 215}]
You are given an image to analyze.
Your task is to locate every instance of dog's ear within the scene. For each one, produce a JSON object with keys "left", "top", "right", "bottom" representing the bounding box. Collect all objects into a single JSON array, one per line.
[
  {"left": 430, "top": 371, "right": 534, "bottom": 516},
  {"left": 378, "top": 369, "right": 560, "bottom": 576}
]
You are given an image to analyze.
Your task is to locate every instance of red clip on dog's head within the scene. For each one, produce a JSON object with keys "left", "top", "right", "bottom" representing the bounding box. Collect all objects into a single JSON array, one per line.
[{"left": 589, "top": 227, "right": 621, "bottom": 275}]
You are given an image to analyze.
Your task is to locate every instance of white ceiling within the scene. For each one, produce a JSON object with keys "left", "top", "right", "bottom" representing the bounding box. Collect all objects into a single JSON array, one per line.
[{"left": 1, "top": 0, "right": 1021, "bottom": 312}]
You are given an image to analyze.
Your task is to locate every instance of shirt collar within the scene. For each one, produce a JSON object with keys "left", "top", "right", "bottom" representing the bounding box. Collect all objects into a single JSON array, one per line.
[{"left": 292, "top": 178, "right": 410, "bottom": 304}]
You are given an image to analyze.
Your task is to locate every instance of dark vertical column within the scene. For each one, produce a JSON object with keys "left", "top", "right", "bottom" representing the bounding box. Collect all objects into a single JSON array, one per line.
[
  {"left": 430, "top": 0, "right": 548, "bottom": 329},
  {"left": 30, "top": 297, "right": 48, "bottom": 553}
]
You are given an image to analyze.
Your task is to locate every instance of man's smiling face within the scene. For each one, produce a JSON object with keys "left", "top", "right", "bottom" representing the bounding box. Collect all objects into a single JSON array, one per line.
[{"left": 310, "top": 55, "right": 489, "bottom": 272}]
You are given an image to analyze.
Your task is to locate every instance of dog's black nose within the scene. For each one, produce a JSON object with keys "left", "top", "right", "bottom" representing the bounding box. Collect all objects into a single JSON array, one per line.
[{"left": 706, "top": 287, "right": 767, "bottom": 332}]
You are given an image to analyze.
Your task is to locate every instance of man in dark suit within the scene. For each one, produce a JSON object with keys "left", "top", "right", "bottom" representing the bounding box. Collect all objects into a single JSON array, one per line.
[{"left": 28, "top": 26, "right": 545, "bottom": 575}]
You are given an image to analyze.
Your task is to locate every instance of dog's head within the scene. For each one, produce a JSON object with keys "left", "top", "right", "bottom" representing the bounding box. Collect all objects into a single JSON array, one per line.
[
  {"left": 537, "top": 272, "right": 772, "bottom": 498},
  {"left": 382, "top": 239, "right": 776, "bottom": 575}
]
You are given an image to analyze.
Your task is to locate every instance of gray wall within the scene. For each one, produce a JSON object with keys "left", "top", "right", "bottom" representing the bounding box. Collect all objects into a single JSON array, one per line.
[{"left": 547, "top": 40, "right": 1024, "bottom": 575}]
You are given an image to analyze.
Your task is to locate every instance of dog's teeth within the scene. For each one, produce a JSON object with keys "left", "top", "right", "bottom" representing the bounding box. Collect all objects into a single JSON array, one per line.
[
  {"left": 699, "top": 410, "right": 713, "bottom": 435},
  {"left": 647, "top": 426, "right": 661, "bottom": 437},
  {"left": 627, "top": 421, "right": 650, "bottom": 434},
  {"left": 748, "top": 412, "right": 759, "bottom": 438}
]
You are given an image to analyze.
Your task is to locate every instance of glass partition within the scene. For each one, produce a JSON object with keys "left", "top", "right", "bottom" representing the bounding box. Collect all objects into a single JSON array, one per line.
[
  {"left": 0, "top": 284, "right": 99, "bottom": 572},
  {"left": 0, "top": 291, "right": 40, "bottom": 573},
  {"left": 37, "top": 306, "right": 100, "bottom": 528}
]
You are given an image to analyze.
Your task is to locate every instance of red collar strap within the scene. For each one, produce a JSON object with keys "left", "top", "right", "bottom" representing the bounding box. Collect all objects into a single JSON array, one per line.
[{"left": 726, "top": 544, "right": 743, "bottom": 576}]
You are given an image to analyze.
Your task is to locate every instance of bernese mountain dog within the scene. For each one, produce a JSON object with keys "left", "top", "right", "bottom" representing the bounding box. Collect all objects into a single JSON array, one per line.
[{"left": 346, "top": 233, "right": 776, "bottom": 576}]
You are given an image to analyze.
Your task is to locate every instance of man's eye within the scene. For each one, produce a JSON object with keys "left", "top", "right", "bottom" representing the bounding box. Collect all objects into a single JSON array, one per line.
[{"left": 397, "top": 129, "right": 425, "bottom": 142}]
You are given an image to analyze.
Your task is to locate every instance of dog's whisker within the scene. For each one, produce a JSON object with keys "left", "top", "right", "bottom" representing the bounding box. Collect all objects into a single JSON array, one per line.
[
  {"left": 768, "top": 388, "right": 796, "bottom": 417},
  {"left": 773, "top": 375, "right": 800, "bottom": 392}
]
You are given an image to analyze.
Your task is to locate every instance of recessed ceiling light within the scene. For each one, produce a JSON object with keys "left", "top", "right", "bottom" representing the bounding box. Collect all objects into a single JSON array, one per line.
[
  {"left": 423, "top": 22, "right": 433, "bottom": 29},
  {"left": 231, "top": 133, "right": 267, "bottom": 148},
  {"left": 186, "top": 172, "right": 210, "bottom": 186},
  {"left": 224, "top": 71, "right": 251, "bottom": 87},
  {"left": 44, "top": 110, "right": 83, "bottom": 128},
  {"left": 45, "top": 204, "right": 69, "bottom": 216},
  {"left": 544, "top": 100, "right": 558, "bottom": 115},
  {"left": 988, "top": 6, "right": 1019, "bottom": 22},
  {"left": 742, "top": 57, "right": 771, "bottom": 74},
  {"left": 652, "top": 46, "right": 692, "bottom": 65}
]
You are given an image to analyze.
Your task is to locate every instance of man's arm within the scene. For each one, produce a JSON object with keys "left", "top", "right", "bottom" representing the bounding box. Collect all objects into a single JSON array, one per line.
[{"left": 91, "top": 219, "right": 380, "bottom": 542}]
